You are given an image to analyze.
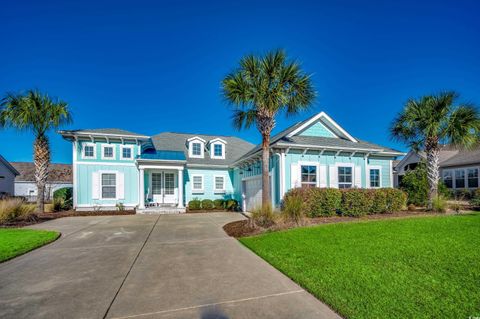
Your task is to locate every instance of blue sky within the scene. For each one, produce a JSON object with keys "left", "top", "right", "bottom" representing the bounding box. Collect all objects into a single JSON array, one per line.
[{"left": 1, "top": 0, "right": 479, "bottom": 164}]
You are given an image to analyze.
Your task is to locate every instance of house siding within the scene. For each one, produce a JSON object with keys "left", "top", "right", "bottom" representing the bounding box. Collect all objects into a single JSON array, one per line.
[
  {"left": 76, "top": 140, "right": 139, "bottom": 163},
  {"left": 298, "top": 121, "right": 337, "bottom": 138},
  {"left": 0, "top": 162, "right": 16, "bottom": 195},
  {"left": 184, "top": 168, "right": 235, "bottom": 204}
]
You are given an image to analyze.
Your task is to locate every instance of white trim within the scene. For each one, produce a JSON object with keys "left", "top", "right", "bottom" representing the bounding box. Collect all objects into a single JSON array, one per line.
[
  {"left": 138, "top": 164, "right": 184, "bottom": 170},
  {"left": 209, "top": 138, "right": 227, "bottom": 145},
  {"left": 120, "top": 145, "right": 134, "bottom": 160},
  {"left": 280, "top": 152, "right": 286, "bottom": 199},
  {"left": 59, "top": 130, "right": 149, "bottom": 139},
  {"left": 213, "top": 175, "right": 226, "bottom": 193},
  {"left": 210, "top": 142, "right": 226, "bottom": 159},
  {"left": 81, "top": 142, "right": 96, "bottom": 159},
  {"left": 72, "top": 140, "right": 77, "bottom": 208},
  {"left": 187, "top": 136, "right": 206, "bottom": 143},
  {"left": 298, "top": 161, "right": 320, "bottom": 187},
  {"left": 335, "top": 163, "right": 355, "bottom": 189},
  {"left": 101, "top": 144, "right": 116, "bottom": 160},
  {"left": 77, "top": 161, "right": 136, "bottom": 167},
  {"left": 98, "top": 170, "right": 118, "bottom": 200},
  {"left": 188, "top": 140, "right": 205, "bottom": 158},
  {"left": 286, "top": 111, "right": 358, "bottom": 142},
  {"left": 191, "top": 174, "right": 204, "bottom": 193},
  {"left": 139, "top": 168, "right": 145, "bottom": 209},
  {"left": 367, "top": 165, "right": 382, "bottom": 188},
  {"left": 275, "top": 142, "right": 404, "bottom": 155}
]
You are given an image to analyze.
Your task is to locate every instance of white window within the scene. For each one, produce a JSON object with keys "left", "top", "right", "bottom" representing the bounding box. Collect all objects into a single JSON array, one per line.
[
  {"left": 101, "top": 173, "right": 116, "bottom": 199},
  {"left": 209, "top": 138, "right": 227, "bottom": 159},
  {"left": 188, "top": 137, "right": 206, "bottom": 158},
  {"left": 192, "top": 175, "right": 204, "bottom": 193},
  {"left": 300, "top": 165, "right": 317, "bottom": 188},
  {"left": 82, "top": 143, "right": 96, "bottom": 159},
  {"left": 120, "top": 145, "right": 133, "bottom": 160},
  {"left": 455, "top": 169, "right": 465, "bottom": 188},
  {"left": 467, "top": 168, "right": 479, "bottom": 188},
  {"left": 443, "top": 170, "right": 453, "bottom": 188},
  {"left": 369, "top": 168, "right": 381, "bottom": 188},
  {"left": 214, "top": 144, "right": 223, "bottom": 157},
  {"left": 338, "top": 166, "right": 353, "bottom": 189},
  {"left": 214, "top": 175, "right": 225, "bottom": 193},
  {"left": 102, "top": 144, "right": 115, "bottom": 159}
]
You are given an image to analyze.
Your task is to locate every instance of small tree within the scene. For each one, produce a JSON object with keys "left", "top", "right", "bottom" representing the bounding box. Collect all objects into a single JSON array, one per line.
[
  {"left": 0, "top": 90, "right": 71, "bottom": 213},
  {"left": 222, "top": 50, "right": 316, "bottom": 207}
]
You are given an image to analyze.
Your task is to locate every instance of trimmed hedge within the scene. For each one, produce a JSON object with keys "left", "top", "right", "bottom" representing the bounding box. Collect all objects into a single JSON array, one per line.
[
  {"left": 283, "top": 187, "right": 407, "bottom": 217},
  {"left": 213, "top": 199, "right": 225, "bottom": 209},
  {"left": 225, "top": 199, "right": 239, "bottom": 211},
  {"left": 188, "top": 199, "right": 201, "bottom": 210},
  {"left": 201, "top": 199, "right": 214, "bottom": 210}
]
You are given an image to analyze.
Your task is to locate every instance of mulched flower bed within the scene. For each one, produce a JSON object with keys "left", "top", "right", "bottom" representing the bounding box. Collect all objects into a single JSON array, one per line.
[
  {"left": 223, "top": 210, "right": 463, "bottom": 238},
  {"left": 1, "top": 210, "right": 136, "bottom": 228}
]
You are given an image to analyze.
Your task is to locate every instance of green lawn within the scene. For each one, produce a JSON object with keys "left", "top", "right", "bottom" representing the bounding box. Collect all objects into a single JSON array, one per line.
[
  {"left": 0, "top": 229, "right": 60, "bottom": 262},
  {"left": 240, "top": 213, "right": 480, "bottom": 319}
]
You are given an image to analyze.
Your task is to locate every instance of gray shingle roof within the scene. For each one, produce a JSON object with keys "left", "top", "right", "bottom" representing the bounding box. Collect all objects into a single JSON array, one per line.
[
  {"left": 151, "top": 132, "right": 255, "bottom": 166},
  {"left": 11, "top": 162, "right": 72, "bottom": 182},
  {"left": 439, "top": 147, "right": 480, "bottom": 167},
  {"left": 61, "top": 128, "right": 147, "bottom": 137}
]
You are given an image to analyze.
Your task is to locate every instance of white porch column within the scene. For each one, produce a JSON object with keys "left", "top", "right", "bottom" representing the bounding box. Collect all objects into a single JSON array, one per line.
[
  {"left": 139, "top": 168, "right": 145, "bottom": 209},
  {"left": 280, "top": 151, "right": 286, "bottom": 199},
  {"left": 177, "top": 169, "right": 184, "bottom": 208}
]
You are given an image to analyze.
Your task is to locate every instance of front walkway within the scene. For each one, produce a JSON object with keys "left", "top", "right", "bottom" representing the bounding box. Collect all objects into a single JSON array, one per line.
[{"left": 0, "top": 213, "right": 340, "bottom": 319}]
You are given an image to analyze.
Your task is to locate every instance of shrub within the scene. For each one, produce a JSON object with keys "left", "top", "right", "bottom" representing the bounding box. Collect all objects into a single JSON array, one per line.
[
  {"left": 225, "top": 199, "right": 239, "bottom": 211},
  {"left": 282, "top": 193, "right": 304, "bottom": 224},
  {"left": 250, "top": 204, "right": 275, "bottom": 228},
  {"left": 407, "top": 203, "right": 416, "bottom": 211},
  {"left": 340, "top": 189, "right": 373, "bottom": 217},
  {"left": 454, "top": 188, "right": 473, "bottom": 200},
  {"left": 470, "top": 189, "right": 480, "bottom": 208},
  {"left": 53, "top": 187, "right": 73, "bottom": 211},
  {"left": 308, "top": 188, "right": 342, "bottom": 217},
  {"left": 370, "top": 189, "right": 388, "bottom": 214},
  {"left": 0, "top": 198, "right": 35, "bottom": 224},
  {"left": 201, "top": 199, "right": 214, "bottom": 210},
  {"left": 400, "top": 166, "right": 428, "bottom": 206},
  {"left": 116, "top": 202, "right": 125, "bottom": 211},
  {"left": 213, "top": 199, "right": 225, "bottom": 210},
  {"left": 432, "top": 196, "right": 447, "bottom": 213},
  {"left": 188, "top": 199, "right": 201, "bottom": 210},
  {"left": 384, "top": 188, "right": 407, "bottom": 212}
]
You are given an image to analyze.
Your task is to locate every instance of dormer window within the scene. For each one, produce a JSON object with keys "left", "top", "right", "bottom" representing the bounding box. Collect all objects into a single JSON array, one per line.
[
  {"left": 209, "top": 138, "right": 227, "bottom": 159},
  {"left": 187, "top": 136, "right": 206, "bottom": 158}
]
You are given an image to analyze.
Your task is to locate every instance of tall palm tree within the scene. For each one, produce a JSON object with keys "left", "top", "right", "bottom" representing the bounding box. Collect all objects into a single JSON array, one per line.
[
  {"left": 0, "top": 90, "right": 71, "bottom": 213},
  {"left": 222, "top": 50, "right": 316, "bottom": 207},
  {"left": 391, "top": 91, "right": 480, "bottom": 208}
]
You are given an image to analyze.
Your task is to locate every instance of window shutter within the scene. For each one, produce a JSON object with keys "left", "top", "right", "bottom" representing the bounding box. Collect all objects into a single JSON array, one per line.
[
  {"left": 290, "top": 163, "right": 300, "bottom": 188},
  {"left": 365, "top": 166, "right": 371, "bottom": 188},
  {"left": 354, "top": 166, "right": 362, "bottom": 188},
  {"left": 329, "top": 166, "right": 338, "bottom": 188},
  {"left": 117, "top": 172, "right": 125, "bottom": 200},
  {"left": 319, "top": 165, "right": 327, "bottom": 187},
  {"left": 92, "top": 172, "right": 100, "bottom": 199}
]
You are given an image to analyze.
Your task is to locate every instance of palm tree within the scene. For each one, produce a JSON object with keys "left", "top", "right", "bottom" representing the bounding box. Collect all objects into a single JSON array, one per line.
[
  {"left": 0, "top": 90, "right": 71, "bottom": 213},
  {"left": 391, "top": 91, "right": 480, "bottom": 208},
  {"left": 222, "top": 50, "right": 316, "bottom": 207}
]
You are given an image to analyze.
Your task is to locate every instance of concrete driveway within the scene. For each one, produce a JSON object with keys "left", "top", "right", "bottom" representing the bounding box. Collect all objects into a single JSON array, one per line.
[{"left": 0, "top": 213, "right": 340, "bottom": 319}]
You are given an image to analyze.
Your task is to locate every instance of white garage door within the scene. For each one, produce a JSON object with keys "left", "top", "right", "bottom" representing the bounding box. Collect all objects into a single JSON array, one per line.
[{"left": 243, "top": 177, "right": 262, "bottom": 212}]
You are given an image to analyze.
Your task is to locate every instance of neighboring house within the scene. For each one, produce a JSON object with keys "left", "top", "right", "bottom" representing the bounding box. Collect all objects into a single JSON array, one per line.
[
  {"left": 59, "top": 111, "right": 403, "bottom": 212},
  {"left": 12, "top": 162, "right": 73, "bottom": 201},
  {"left": 393, "top": 145, "right": 480, "bottom": 190},
  {"left": 0, "top": 155, "right": 19, "bottom": 196}
]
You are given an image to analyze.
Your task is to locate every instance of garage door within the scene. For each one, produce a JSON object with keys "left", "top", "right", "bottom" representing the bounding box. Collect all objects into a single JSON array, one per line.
[{"left": 243, "top": 177, "right": 262, "bottom": 212}]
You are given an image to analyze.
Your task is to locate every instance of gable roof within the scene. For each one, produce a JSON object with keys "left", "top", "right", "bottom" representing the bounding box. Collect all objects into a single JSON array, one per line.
[
  {"left": 59, "top": 128, "right": 149, "bottom": 139},
  {"left": 11, "top": 162, "right": 72, "bottom": 183},
  {"left": 0, "top": 155, "right": 19, "bottom": 176},
  {"left": 151, "top": 132, "right": 255, "bottom": 166}
]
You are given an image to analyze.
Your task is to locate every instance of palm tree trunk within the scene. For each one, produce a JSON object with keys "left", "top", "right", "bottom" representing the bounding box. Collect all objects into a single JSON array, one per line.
[
  {"left": 425, "top": 137, "right": 440, "bottom": 209},
  {"left": 34, "top": 135, "right": 50, "bottom": 214},
  {"left": 261, "top": 133, "right": 271, "bottom": 207}
]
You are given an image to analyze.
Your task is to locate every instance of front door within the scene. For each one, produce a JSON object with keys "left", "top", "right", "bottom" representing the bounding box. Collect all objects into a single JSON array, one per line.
[{"left": 150, "top": 171, "right": 177, "bottom": 204}]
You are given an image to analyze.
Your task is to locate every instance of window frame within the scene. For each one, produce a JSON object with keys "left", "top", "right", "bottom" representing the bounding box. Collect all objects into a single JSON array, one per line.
[
  {"left": 443, "top": 170, "right": 453, "bottom": 188},
  {"left": 210, "top": 142, "right": 226, "bottom": 159},
  {"left": 454, "top": 169, "right": 466, "bottom": 189},
  {"left": 467, "top": 167, "right": 479, "bottom": 188},
  {"left": 300, "top": 164, "right": 318, "bottom": 188},
  {"left": 101, "top": 144, "right": 116, "bottom": 160},
  {"left": 191, "top": 174, "right": 204, "bottom": 193},
  {"left": 337, "top": 165, "right": 353, "bottom": 189},
  {"left": 368, "top": 165, "right": 382, "bottom": 188},
  {"left": 214, "top": 175, "right": 226, "bottom": 193},
  {"left": 82, "top": 142, "right": 96, "bottom": 159},
  {"left": 188, "top": 138, "right": 205, "bottom": 158},
  {"left": 120, "top": 145, "right": 134, "bottom": 160},
  {"left": 101, "top": 172, "right": 117, "bottom": 199}
]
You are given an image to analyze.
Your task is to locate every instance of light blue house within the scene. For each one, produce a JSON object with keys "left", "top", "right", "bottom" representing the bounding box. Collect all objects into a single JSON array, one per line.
[{"left": 60, "top": 111, "right": 403, "bottom": 212}]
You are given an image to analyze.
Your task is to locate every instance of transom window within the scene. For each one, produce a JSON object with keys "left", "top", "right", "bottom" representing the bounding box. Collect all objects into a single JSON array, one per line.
[
  {"left": 192, "top": 175, "right": 204, "bottom": 192},
  {"left": 122, "top": 147, "right": 132, "bottom": 159},
  {"left": 369, "top": 169, "right": 380, "bottom": 188},
  {"left": 455, "top": 170, "right": 465, "bottom": 188},
  {"left": 443, "top": 171, "right": 453, "bottom": 188},
  {"left": 101, "top": 173, "right": 116, "bottom": 199},
  {"left": 84, "top": 145, "right": 95, "bottom": 158},
  {"left": 338, "top": 166, "right": 353, "bottom": 189},
  {"left": 467, "top": 168, "right": 479, "bottom": 188},
  {"left": 301, "top": 165, "right": 317, "bottom": 188},
  {"left": 214, "top": 144, "right": 223, "bottom": 157},
  {"left": 103, "top": 146, "right": 114, "bottom": 158},
  {"left": 214, "top": 176, "right": 225, "bottom": 192},
  {"left": 192, "top": 143, "right": 201, "bottom": 156}
]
